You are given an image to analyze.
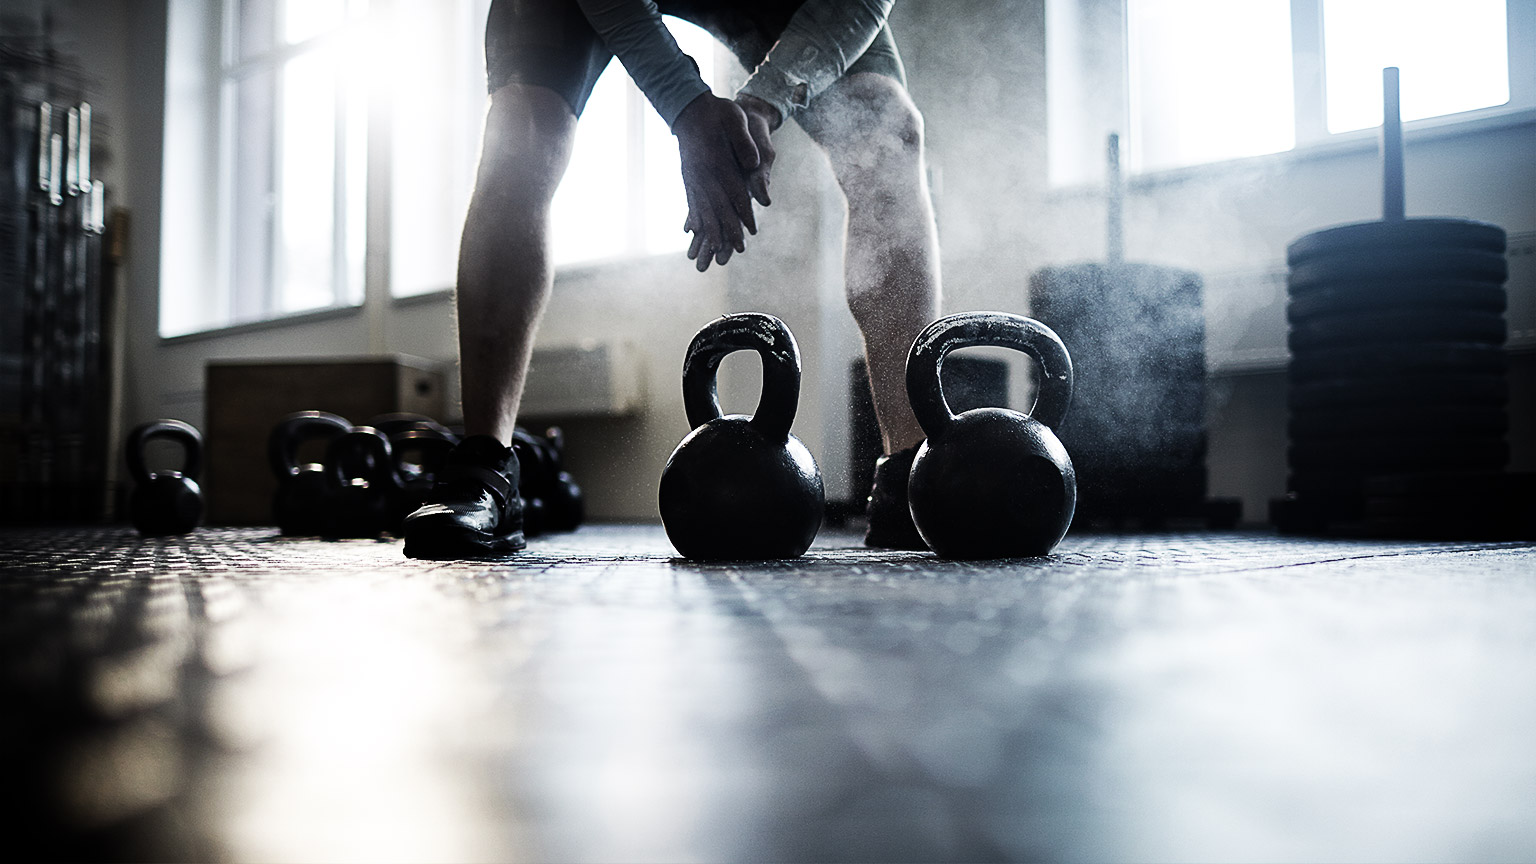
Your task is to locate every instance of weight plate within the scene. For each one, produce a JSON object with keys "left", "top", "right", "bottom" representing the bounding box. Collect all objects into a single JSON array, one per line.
[
  {"left": 1288, "top": 406, "right": 1507, "bottom": 439},
  {"left": 1289, "top": 343, "right": 1507, "bottom": 381},
  {"left": 1288, "top": 374, "right": 1508, "bottom": 410},
  {"left": 1288, "top": 438, "right": 1508, "bottom": 472},
  {"left": 1287, "top": 281, "right": 1506, "bottom": 321},
  {"left": 1287, "top": 311, "right": 1505, "bottom": 351},
  {"left": 1288, "top": 471, "right": 1370, "bottom": 498},
  {"left": 1287, "top": 218, "right": 1507, "bottom": 265},
  {"left": 1364, "top": 470, "right": 1536, "bottom": 501},
  {"left": 1289, "top": 248, "right": 1508, "bottom": 291}
]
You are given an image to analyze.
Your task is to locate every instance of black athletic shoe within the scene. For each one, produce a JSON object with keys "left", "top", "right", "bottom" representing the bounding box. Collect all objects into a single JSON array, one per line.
[
  {"left": 403, "top": 435, "right": 527, "bottom": 559},
  {"left": 864, "top": 445, "right": 929, "bottom": 550}
]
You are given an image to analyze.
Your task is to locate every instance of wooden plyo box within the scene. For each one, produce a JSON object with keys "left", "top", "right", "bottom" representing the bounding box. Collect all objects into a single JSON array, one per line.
[{"left": 205, "top": 356, "right": 446, "bottom": 525}]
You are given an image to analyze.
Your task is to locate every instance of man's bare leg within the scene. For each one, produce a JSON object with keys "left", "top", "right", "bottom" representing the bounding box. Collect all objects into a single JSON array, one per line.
[
  {"left": 457, "top": 84, "right": 578, "bottom": 442},
  {"left": 403, "top": 84, "right": 575, "bottom": 558},
  {"left": 804, "top": 73, "right": 941, "bottom": 455}
]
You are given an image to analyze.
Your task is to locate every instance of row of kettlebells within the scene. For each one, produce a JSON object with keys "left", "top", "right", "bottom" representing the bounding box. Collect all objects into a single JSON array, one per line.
[
  {"left": 660, "top": 310, "right": 1075, "bottom": 561},
  {"left": 126, "top": 412, "right": 582, "bottom": 539}
]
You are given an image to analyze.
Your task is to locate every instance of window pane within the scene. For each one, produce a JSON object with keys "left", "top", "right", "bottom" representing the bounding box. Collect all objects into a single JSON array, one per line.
[
  {"left": 550, "top": 60, "right": 629, "bottom": 266},
  {"left": 277, "top": 50, "right": 338, "bottom": 313},
  {"left": 230, "top": 68, "right": 277, "bottom": 323},
  {"left": 237, "top": 0, "right": 278, "bottom": 61},
  {"left": 284, "top": 0, "right": 348, "bottom": 45},
  {"left": 388, "top": 0, "right": 489, "bottom": 298},
  {"left": 1323, "top": 0, "right": 1508, "bottom": 133},
  {"left": 1127, "top": 0, "right": 1295, "bottom": 171}
]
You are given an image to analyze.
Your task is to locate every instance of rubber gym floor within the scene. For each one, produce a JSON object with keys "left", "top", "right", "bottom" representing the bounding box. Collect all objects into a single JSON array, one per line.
[{"left": 2, "top": 523, "right": 1535, "bottom": 862}]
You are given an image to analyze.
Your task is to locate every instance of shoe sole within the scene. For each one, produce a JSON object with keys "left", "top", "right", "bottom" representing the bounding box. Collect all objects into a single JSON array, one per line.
[{"left": 404, "top": 525, "right": 527, "bottom": 560}]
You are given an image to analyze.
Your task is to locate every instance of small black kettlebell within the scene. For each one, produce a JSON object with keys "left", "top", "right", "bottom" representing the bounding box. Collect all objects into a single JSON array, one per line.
[
  {"left": 269, "top": 411, "right": 353, "bottom": 535},
  {"left": 387, "top": 426, "right": 458, "bottom": 533},
  {"left": 539, "top": 427, "right": 585, "bottom": 533},
  {"left": 126, "top": 419, "right": 204, "bottom": 536},
  {"left": 324, "top": 427, "right": 402, "bottom": 538},
  {"left": 369, "top": 412, "right": 456, "bottom": 441},
  {"left": 659, "top": 312, "right": 824, "bottom": 560},
  {"left": 906, "top": 311, "right": 1076, "bottom": 558}
]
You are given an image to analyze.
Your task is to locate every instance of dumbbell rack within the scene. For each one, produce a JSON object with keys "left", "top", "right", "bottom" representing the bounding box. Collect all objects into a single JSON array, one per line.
[
  {"left": 1275, "top": 68, "right": 1531, "bottom": 539},
  {"left": 1, "top": 29, "right": 113, "bottom": 524}
]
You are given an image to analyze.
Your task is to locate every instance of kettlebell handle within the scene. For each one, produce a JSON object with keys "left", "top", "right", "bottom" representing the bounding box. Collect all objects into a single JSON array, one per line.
[
  {"left": 326, "top": 427, "right": 402, "bottom": 489},
  {"left": 269, "top": 411, "right": 353, "bottom": 478},
  {"left": 126, "top": 419, "right": 202, "bottom": 485},
  {"left": 682, "top": 312, "right": 802, "bottom": 443},
  {"left": 906, "top": 311, "right": 1074, "bottom": 439}
]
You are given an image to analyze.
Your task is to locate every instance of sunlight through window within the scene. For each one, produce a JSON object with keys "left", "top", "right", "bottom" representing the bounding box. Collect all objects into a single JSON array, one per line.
[
  {"left": 1127, "top": 0, "right": 1295, "bottom": 172},
  {"left": 550, "top": 17, "right": 716, "bottom": 267},
  {"left": 1323, "top": 0, "right": 1509, "bottom": 133}
]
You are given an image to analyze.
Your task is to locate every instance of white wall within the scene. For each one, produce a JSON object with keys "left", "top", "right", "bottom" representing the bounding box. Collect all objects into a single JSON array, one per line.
[{"left": 54, "top": 0, "right": 1536, "bottom": 525}]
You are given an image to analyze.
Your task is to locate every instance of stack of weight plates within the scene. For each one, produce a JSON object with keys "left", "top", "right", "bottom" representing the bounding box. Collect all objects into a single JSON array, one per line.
[{"left": 1281, "top": 217, "right": 1525, "bottom": 537}]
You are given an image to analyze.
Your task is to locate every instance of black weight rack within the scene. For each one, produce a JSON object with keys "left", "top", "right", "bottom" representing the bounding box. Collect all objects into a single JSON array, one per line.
[{"left": 1, "top": 22, "right": 114, "bottom": 523}]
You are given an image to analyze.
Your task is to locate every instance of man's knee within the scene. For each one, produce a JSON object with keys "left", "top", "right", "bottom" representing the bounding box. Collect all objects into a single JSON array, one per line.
[
  {"left": 476, "top": 84, "right": 578, "bottom": 202},
  {"left": 810, "top": 74, "right": 926, "bottom": 174}
]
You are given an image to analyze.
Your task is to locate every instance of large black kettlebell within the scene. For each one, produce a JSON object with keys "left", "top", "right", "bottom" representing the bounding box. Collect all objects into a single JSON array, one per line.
[
  {"left": 269, "top": 411, "right": 353, "bottom": 535},
  {"left": 126, "top": 419, "right": 204, "bottom": 536},
  {"left": 906, "top": 311, "right": 1076, "bottom": 558},
  {"left": 324, "top": 426, "right": 402, "bottom": 538},
  {"left": 659, "top": 312, "right": 824, "bottom": 560}
]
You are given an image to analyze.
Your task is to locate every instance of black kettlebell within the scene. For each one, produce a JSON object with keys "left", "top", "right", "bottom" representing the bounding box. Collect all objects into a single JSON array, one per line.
[
  {"left": 324, "top": 427, "right": 402, "bottom": 538},
  {"left": 269, "top": 411, "right": 353, "bottom": 535},
  {"left": 659, "top": 312, "right": 824, "bottom": 560},
  {"left": 539, "top": 426, "right": 585, "bottom": 532},
  {"left": 511, "top": 427, "right": 553, "bottom": 537},
  {"left": 126, "top": 419, "right": 204, "bottom": 536},
  {"left": 369, "top": 413, "right": 456, "bottom": 441},
  {"left": 387, "top": 426, "right": 458, "bottom": 534},
  {"left": 906, "top": 311, "right": 1076, "bottom": 558}
]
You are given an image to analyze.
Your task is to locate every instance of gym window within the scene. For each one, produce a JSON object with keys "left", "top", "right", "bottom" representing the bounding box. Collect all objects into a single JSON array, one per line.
[
  {"left": 161, "top": 1, "right": 718, "bottom": 332},
  {"left": 1049, "top": 0, "right": 1529, "bottom": 184},
  {"left": 160, "top": 0, "right": 368, "bottom": 338},
  {"left": 388, "top": 8, "right": 717, "bottom": 298}
]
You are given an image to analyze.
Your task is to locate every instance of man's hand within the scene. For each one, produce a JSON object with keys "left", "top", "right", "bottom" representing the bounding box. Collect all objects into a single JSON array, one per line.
[
  {"left": 673, "top": 93, "right": 759, "bottom": 271},
  {"left": 734, "top": 94, "right": 780, "bottom": 208}
]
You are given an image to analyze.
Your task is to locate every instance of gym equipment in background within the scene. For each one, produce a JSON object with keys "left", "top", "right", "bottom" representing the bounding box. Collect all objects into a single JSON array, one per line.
[
  {"left": 126, "top": 419, "right": 203, "bottom": 536},
  {"left": 269, "top": 411, "right": 353, "bottom": 536},
  {"left": 1028, "top": 134, "right": 1237, "bottom": 529},
  {"left": 512, "top": 426, "right": 584, "bottom": 536},
  {"left": 324, "top": 426, "right": 400, "bottom": 539},
  {"left": 660, "top": 313, "right": 824, "bottom": 560},
  {"left": 1276, "top": 67, "right": 1530, "bottom": 539},
  {"left": 906, "top": 312, "right": 1076, "bottom": 558},
  {"left": 387, "top": 426, "right": 460, "bottom": 534},
  {"left": 2, "top": 32, "right": 114, "bottom": 522}
]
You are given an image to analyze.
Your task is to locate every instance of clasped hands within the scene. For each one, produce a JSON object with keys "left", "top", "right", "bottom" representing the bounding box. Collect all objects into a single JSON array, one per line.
[{"left": 673, "top": 92, "right": 780, "bottom": 272}]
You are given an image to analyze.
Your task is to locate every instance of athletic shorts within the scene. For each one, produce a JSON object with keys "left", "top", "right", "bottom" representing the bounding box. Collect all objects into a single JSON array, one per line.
[{"left": 484, "top": 0, "right": 907, "bottom": 120}]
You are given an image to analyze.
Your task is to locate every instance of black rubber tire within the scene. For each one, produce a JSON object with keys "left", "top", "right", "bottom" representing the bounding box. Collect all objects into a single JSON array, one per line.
[
  {"left": 1286, "top": 281, "right": 1506, "bottom": 321},
  {"left": 1287, "top": 218, "right": 1507, "bottom": 265},
  {"left": 1287, "top": 311, "right": 1506, "bottom": 352},
  {"left": 1288, "top": 248, "right": 1508, "bottom": 291}
]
